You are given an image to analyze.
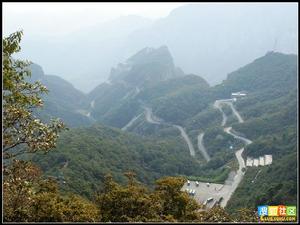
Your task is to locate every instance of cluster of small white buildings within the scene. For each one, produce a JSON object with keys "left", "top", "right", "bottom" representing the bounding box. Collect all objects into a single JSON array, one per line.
[
  {"left": 246, "top": 154, "right": 272, "bottom": 167},
  {"left": 231, "top": 91, "right": 248, "bottom": 101}
]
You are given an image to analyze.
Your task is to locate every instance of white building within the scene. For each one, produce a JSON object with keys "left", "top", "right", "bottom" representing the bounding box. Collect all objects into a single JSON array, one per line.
[
  {"left": 246, "top": 157, "right": 254, "bottom": 166},
  {"left": 253, "top": 159, "right": 259, "bottom": 167},
  {"left": 259, "top": 156, "right": 265, "bottom": 166},
  {"left": 231, "top": 91, "right": 247, "bottom": 98},
  {"left": 246, "top": 155, "right": 273, "bottom": 167},
  {"left": 264, "top": 155, "right": 273, "bottom": 165}
]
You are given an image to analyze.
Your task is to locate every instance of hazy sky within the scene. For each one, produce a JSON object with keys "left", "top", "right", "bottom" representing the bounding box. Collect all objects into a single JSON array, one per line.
[{"left": 3, "top": 2, "right": 187, "bottom": 37}]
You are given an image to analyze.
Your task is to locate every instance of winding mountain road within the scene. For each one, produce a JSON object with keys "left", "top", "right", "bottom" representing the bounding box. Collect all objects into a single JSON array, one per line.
[
  {"left": 143, "top": 106, "right": 163, "bottom": 125},
  {"left": 224, "top": 127, "right": 252, "bottom": 145},
  {"left": 213, "top": 100, "right": 227, "bottom": 126},
  {"left": 197, "top": 132, "right": 211, "bottom": 162},
  {"left": 214, "top": 99, "right": 252, "bottom": 207},
  {"left": 227, "top": 101, "right": 244, "bottom": 123},
  {"left": 214, "top": 99, "right": 244, "bottom": 124},
  {"left": 173, "top": 125, "right": 196, "bottom": 157},
  {"left": 143, "top": 106, "right": 195, "bottom": 157}
]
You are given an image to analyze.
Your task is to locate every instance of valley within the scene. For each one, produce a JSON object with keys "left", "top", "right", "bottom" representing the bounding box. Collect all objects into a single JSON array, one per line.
[
  {"left": 3, "top": 4, "right": 298, "bottom": 222},
  {"left": 26, "top": 47, "right": 296, "bottom": 214}
]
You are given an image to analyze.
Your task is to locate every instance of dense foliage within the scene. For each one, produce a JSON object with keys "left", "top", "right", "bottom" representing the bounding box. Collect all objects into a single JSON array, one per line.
[
  {"left": 3, "top": 31, "right": 98, "bottom": 222},
  {"left": 220, "top": 52, "right": 297, "bottom": 212},
  {"left": 3, "top": 160, "right": 100, "bottom": 222},
  {"left": 3, "top": 31, "right": 66, "bottom": 161},
  {"left": 32, "top": 124, "right": 204, "bottom": 199},
  {"left": 3, "top": 31, "right": 296, "bottom": 222}
]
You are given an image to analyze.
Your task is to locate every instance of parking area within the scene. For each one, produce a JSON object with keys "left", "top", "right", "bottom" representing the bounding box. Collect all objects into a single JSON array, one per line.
[{"left": 181, "top": 180, "right": 233, "bottom": 209}]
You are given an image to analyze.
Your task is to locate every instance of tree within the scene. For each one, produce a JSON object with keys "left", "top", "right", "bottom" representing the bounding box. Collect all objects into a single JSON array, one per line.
[
  {"left": 154, "top": 176, "right": 201, "bottom": 221},
  {"left": 3, "top": 31, "right": 66, "bottom": 161},
  {"left": 96, "top": 173, "right": 161, "bottom": 222},
  {"left": 3, "top": 160, "right": 41, "bottom": 221},
  {"left": 3, "top": 159, "right": 100, "bottom": 222},
  {"left": 2, "top": 31, "right": 96, "bottom": 222},
  {"left": 199, "top": 205, "right": 233, "bottom": 222},
  {"left": 31, "top": 179, "right": 100, "bottom": 222},
  {"left": 232, "top": 208, "right": 258, "bottom": 222}
]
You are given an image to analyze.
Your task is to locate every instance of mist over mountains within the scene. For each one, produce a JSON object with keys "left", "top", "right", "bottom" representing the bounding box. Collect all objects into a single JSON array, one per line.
[
  {"left": 3, "top": 3, "right": 298, "bottom": 222},
  {"left": 28, "top": 45, "right": 297, "bottom": 212},
  {"left": 17, "top": 3, "right": 297, "bottom": 92}
]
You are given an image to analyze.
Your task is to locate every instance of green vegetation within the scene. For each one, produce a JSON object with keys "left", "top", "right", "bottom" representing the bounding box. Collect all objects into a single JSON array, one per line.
[
  {"left": 3, "top": 31, "right": 297, "bottom": 222},
  {"left": 4, "top": 160, "right": 100, "bottom": 222},
  {"left": 27, "top": 63, "right": 92, "bottom": 128},
  {"left": 139, "top": 74, "right": 213, "bottom": 124},
  {"left": 220, "top": 52, "right": 297, "bottom": 212},
  {"left": 32, "top": 124, "right": 204, "bottom": 199},
  {"left": 226, "top": 151, "right": 297, "bottom": 213},
  {"left": 3, "top": 31, "right": 66, "bottom": 161},
  {"left": 89, "top": 82, "right": 134, "bottom": 124},
  {"left": 3, "top": 31, "right": 97, "bottom": 222},
  {"left": 212, "top": 51, "right": 297, "bottom": 99},
  {"left": 3, "top": 159, "right": 258, "bottom": 222}
]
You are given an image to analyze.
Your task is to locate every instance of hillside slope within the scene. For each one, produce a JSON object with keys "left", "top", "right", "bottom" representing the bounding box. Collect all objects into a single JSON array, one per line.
[{"left": 28, "top": 64, "right": 93, "bottom": 127}]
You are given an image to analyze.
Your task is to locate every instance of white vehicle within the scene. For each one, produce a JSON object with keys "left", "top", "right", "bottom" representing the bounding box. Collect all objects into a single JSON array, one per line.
[
  {"left": 192, "top": 190, "right": 196, "bottom": 196},
  {"left": 195, "top": 181, "right": 199, "bottom": 186},
  {"left": 207, "top": 197, "right": 213, "bottom": 202},
  {"left": 187, "top": 180, "right": 190, "bottom": 186},
  {"left": 206, "top": 182, "right": 210, "bottom": 187},
  {"left": 189, "top": 189, "right": 193, "bottom": 195}
]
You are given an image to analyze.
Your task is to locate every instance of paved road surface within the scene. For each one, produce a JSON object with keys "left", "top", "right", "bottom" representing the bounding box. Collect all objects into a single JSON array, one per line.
[
  {"left": 214, "top": 100, "right": 227, "bottom": 126},
  {"left": 121, "top": 113, "right": 142, "bottom": 131},
  {"left": 173, "top": 125, "right": 196, "bottom": 157},
  {"left": 143, "top": 106, "right": 163, "bottom": 125},
  {"left": 184, "top": 99, "right": 252, "bottom": 208},
  {"left": 197, "top": 132, "right": 211, "bottom": 162},
  {"left": 227, "top": 101, "right": 244, "bottom": 123},
  {"left": 215, "top": 100, "right": 251, "bottom": 207},
  {"left": 224, "top": 127, "right": 252, "bottom": 145},
  {"left": 143, "top": 106, "right": 195, "bottom": 157}
]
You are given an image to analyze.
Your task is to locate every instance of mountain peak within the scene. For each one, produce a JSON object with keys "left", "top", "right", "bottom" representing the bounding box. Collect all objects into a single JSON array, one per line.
[
  {"left": 127, "top": 45, "right": 173, "bottom": 66},
  {"left": 109, "top": 46, "right": 182, "bottom": 87}
]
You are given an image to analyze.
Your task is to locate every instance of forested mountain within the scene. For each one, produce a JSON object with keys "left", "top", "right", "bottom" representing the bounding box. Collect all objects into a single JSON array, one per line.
[
  {"left": 28, "top": 64, "right": 93, "bottom": 127},
  {"left": 169, "top": 52, "right": 297, "bottom": 212},
  {"left": 27, "top": 49, "right": 297, "bottom": 215},
  {"left": 87, "top": 46, "right": 196, "bottom": 128},
  {"left": 5, "top": 30, "right": 270, "bottom": 223},
  {"left": 4, "top": 2, "right": 298, "bottom": 219},
  {"left": 221, "top": 53, "right": 297, "bottom": 212},
  {"left": 212, "top": 51, "right": 297, "bottom": 98},
  {"left": 109, "top": 46, "right": 184, "bottom": 86},
  {"left": 32, "top": 124, "right": 202, "bottom": 199}
]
